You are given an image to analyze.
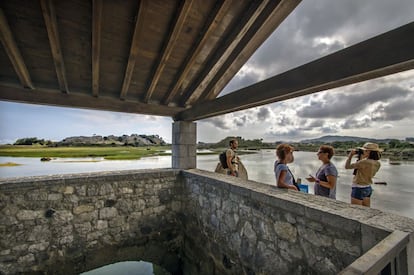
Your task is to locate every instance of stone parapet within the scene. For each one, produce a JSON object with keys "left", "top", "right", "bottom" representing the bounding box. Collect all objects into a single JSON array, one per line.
[
  {"left": 1, "top": 168, "right": 413, "bottom": 274},
  {"left": 0, "top": 169, "right": 183, "bottom": 274},
  {"left": 180, "top": 169, "right": 414, "bottom": 274}
]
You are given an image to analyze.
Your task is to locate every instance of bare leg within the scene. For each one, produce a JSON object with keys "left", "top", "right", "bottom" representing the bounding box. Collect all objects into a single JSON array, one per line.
[
  {"left": 362, "top": 197, "right": 371, "bottom": 207},
  {"left": 351, "top": 197, "right": 363, "bottom": 205}
]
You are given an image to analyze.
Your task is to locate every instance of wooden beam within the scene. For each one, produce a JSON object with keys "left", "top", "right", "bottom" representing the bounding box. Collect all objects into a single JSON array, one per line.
[
  {"left": 182, "top": 0, "right": 270, "bottom": 106},
  {"left": 143, "top": 0, "right": 194, "bottom": 103},
  {"left": 92, "top": 0, "right": 103, "bottom": 97},
  {"left": 203, "top": 0, "right": 301, "bottom": 101},
  {"left": 0, "top": 8, "right": 34, "bottom": 89},
  {"left": 119, "top": 0, "right": 147, "bottom": 100},
  {"left": 175, "top": 22, "right": 414, "bottom": 121},
  {"left": 40, "top": 0, "right": 69, "bottom": 93},
  {"left": 0, "top": 84, "right": 185, "bottom": 117},
  {"left": 163, "top": 0, "right": 234, "bottom": 105}
]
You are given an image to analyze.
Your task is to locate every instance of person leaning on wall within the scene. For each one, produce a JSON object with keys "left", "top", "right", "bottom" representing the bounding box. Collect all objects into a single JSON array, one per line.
[
  {"left": 274, "top": 143, "right": 298, "bottom": 191},
  {"left": 345, "top": 142, "right": 382, "bottom": 207},
  {"left": 226, "top": 139, "right": 240, "bottom": 177}
]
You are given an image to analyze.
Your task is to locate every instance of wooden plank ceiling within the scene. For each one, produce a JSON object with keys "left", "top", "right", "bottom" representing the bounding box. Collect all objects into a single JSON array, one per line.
[{"left": 1, "top": 1, "right": 413, "bottom": 121}]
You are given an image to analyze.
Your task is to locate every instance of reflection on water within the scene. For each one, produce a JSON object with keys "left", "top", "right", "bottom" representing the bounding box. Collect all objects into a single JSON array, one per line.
[
  {"left": 80, "top": 261, "right": 170, "bottom": 275},
  {"left": 1, "top": 151, "right": 413, "bottom": 219}
]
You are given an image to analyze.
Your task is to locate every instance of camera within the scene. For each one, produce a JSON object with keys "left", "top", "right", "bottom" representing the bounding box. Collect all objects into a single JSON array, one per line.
[
  {"left": 347, "top": 148, "right": 364, "bottom": 157},
  {"left": 349, "top": 148, "right": 364, "bottom": 175}
]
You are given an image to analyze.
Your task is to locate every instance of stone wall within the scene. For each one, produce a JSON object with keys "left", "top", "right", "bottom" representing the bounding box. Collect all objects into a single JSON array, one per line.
[
  {"left": 0, "top": 169, "right": 184, "bottom": 274},
  {"left": 1, "top": 169, "right": 414, "bottom": 274},
  {"left": 180, "top": 169, "right": 414, "bottom": 275}
]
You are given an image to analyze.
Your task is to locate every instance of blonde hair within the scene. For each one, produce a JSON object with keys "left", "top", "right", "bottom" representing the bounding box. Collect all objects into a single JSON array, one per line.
[{"left": 276, "top": 143, "right": 294, "bottom": 161}]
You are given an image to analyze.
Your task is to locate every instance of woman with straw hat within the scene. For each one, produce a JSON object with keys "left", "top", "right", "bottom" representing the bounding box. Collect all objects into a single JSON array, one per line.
[{"left": 345, "top": 142, "right": 383, "bottom": 207}]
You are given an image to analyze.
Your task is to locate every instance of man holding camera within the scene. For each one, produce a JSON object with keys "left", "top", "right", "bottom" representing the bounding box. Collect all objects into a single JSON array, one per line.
[{"left": 345, "top": 142, "right": 382, "bottom": 207}]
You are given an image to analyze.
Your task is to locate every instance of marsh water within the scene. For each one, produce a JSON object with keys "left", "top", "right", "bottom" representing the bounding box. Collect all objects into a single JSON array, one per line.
[{"left": 1, "top": 150, "right": 413, "bottom": 219}]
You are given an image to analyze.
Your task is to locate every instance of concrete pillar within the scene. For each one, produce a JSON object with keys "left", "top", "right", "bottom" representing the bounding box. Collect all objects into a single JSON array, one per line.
[{"left": 172, "top": 121, "right": 196, "bottom": 169}]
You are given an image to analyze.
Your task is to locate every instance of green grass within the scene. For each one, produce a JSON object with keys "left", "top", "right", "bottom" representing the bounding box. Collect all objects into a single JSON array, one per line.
[
  {"left": 0, "top": 162, "right": 22, "bottom": 167},
  {"left": 0, "top": 145, "right": 171, "bottom": 160}
]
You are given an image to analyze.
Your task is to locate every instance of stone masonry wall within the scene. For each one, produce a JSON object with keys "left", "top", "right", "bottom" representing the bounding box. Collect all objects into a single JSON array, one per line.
[
  {"left": 180, "top": 169, "right": 414, "bottom": 275},
  {"left": 0, "top": 169, "right": 184, "bottom": 274},
  {"left": 1, "top": 168, "right": 414, "bottom": 274}
]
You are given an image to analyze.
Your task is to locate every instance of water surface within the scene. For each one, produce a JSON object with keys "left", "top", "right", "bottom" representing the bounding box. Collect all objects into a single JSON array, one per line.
[{"left": 1, "top": 151, "right": 413, "bottom": 219}]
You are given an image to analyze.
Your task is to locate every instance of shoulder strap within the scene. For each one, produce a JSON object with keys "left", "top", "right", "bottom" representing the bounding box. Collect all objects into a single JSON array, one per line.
[
  {"left": 287, "top": 166, "right": 296, "bottom": 185},
  {"left": 276, "top": 162, "right": 296, "bottom": 184}
]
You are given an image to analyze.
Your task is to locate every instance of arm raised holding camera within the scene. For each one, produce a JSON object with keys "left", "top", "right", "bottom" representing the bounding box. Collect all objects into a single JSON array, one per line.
[{"left": 345, "top": 150, "right": 356, "bottom": 169}]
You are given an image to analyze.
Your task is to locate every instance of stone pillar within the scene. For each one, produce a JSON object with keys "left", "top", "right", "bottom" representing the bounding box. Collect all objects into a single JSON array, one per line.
[{"left": 172, "top": 121, "right": 196, "bottom": 169}]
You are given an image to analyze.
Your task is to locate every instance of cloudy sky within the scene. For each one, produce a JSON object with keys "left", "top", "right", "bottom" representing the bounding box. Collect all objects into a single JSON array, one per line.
[{"left": 1, "top": 0, "right": 414, "bottom": 144}]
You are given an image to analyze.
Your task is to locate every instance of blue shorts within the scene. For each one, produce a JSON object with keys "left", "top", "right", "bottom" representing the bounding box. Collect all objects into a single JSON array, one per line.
[{"left": 351, "top": 186, "right": 372, "bottom": 200}]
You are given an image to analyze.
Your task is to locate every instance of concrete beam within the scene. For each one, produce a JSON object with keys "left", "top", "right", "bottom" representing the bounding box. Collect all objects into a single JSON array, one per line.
[{"left": 175, "top": 21, "right": 414, "bottom": 121}]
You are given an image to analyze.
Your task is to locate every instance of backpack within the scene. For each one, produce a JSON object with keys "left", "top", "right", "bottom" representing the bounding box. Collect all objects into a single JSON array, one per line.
[{"left": 219, "top": 151, "right": 228, "bottom": 169}]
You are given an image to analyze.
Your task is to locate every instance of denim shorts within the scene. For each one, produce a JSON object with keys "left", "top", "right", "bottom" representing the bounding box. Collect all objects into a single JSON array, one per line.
[{"left": 351, "top": 186, "right": 372, "bottom": 200}]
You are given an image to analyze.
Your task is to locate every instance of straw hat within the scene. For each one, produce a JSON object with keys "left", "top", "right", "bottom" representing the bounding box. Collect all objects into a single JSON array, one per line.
[{"left": 359, "top": 142, "right": 383, "bottom": 152}]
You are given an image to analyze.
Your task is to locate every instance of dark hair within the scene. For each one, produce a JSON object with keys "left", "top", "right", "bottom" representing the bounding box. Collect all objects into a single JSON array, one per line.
[
  {"left": 368, "top": 151, "right": 381, "bottom": 160},
  {"left": 229, "top": 139, "right": 237, "bottom": 146},
  {"left": 276, "top": 143, "right": 294, "bottom": 161},
  {"left": 319, "top": 145, "right": 334, "bottom": 159}
]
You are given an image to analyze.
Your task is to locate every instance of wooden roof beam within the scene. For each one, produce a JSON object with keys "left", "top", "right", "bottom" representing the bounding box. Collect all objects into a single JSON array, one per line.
[
  {"left": 182, "top": 0, "right": 271, "bottom": 106},
  {"left": 143, "top": 0, "right": 194, "bottom": 103},
  {"left": 92, "top": 0, "right": 102, "bottom": 97},
  {"left": 175, "top": 22, "right": 414, "bottom": 121},
  {"left": 40, "top": 0, "right": 69, "bottom": 93},
  {"left": 203, "top": 0, "right": 301, "bottom": 101},
  {"left": 119, "top": 0, "right": 147, "bottom": 100},
  {"left": 0, "top": 84, "right": 185, "bottom": 117},
  {"left": 163, "top": 0, "right": 234, "bottom": 105},
  {"left": 0, "top": 8, "right": 34, "bottom": 89}
]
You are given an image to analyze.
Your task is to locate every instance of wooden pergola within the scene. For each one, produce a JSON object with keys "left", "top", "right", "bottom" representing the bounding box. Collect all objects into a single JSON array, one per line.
[{"left": 1, "top": 0, "right": 414, "bottom": 121}]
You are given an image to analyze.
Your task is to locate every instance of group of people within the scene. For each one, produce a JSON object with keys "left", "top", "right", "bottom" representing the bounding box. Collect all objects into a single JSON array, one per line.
[{"left": 222, "top": 139, "right": 383, "bottom": 208}]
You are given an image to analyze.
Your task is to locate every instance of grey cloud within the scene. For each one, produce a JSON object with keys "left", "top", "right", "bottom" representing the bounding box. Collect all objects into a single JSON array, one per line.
[
  {"left": 278, "top": 115, "right": 294, "bottom": 126},
  {"left": 264, "top": 128, "right": 304, "bottom": 140},
  {"left": 208, "top": 0, "right": 414, "bottom": 142},
  {"left": 222, "top": 70, "right": 261, "bottom": 95},
  {"left": 234, "top": 115, "right": 247, "bottom": 127},
  {"left": 257, "top": 107, "right": 271, "bottom": 121},
  {"left": 342, "top": 117, "right": 371, "bottom": 129},
  {"left": 320, "top": 126, "right": 339, "bottom": 134},
  {"left": 300, "top": 119, "right": 325, "bottom": 131},
  {"left": 297, "top": 86, "right": 410, "bottom": 119},
  {"left": 372, "top": 98, "right": 414, "bottom": 121},
  {"left": 225, "top": 0, "right": 414, "bottom": 93},
  {"left": 203, "top": 117, "right": 231, "bottom": 130}
]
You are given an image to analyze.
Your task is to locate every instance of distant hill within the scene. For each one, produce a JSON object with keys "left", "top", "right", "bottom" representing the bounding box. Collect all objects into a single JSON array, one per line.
[
  {"left": 300, "top": 135, "right": 393, "bottom": 144},
  {"left": 198, "top": 136, "right": 266, "bottom": 149},
  {"left": 57, "top": 134, "right": 166, "bottom": 146}
]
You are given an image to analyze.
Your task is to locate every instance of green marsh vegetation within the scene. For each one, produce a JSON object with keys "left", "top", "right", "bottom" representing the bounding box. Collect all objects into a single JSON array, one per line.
[
  {"left": 0, "top": 162, "right": 22, "bottom": 167},
  {"left": 0, "top": 145, "right": 171, "bottom": 160},
  {"left": 1, "top": 137, "right": 413, "bottom": 162}
]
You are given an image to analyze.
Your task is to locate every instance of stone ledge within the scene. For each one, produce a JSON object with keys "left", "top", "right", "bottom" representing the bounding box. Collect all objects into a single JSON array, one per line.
[{"left": 0, "top": 168, "right": 180, "bottom": 190}]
